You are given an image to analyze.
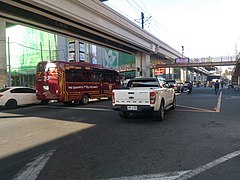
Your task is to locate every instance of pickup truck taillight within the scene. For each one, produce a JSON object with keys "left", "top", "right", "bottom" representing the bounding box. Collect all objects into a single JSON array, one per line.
[
  {"left": 0, "top": 93, "right": 3, "bottom": 98},
  {"left": 112, "top": 92, "right": 115, "bottom": 103},
  {"left": 150, "top": 92, "right": 156, "bottom": 104}
]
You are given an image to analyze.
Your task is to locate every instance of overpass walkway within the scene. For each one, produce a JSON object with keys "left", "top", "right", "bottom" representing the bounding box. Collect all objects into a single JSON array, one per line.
[{"left": 151, "top": 60, "right": 238, "bottom": 68}]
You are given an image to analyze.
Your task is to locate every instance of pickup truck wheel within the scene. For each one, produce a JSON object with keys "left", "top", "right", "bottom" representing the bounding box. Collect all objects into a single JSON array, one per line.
[
  {"left": 170, "top": 97, "right": 176, "bottom": 110},
  {"left": 41, "top": 100, "right": 49, "bottom": 105},
  {"left": 118, "top": 111, "right": 129, "bottom": 119},
  {"left": 154, "top": 101, "right": 164, "bottom": 121}
]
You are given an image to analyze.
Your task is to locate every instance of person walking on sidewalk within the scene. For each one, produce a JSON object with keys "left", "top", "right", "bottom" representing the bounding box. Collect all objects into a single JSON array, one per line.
[{"left": 214, "top": 80, "right": 220, "bottom": 95}]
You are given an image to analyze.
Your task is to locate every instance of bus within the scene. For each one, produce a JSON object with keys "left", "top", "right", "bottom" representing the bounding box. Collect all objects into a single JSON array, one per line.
[{"left": 36, "top": 61, "right": 121, "bottom": 105}]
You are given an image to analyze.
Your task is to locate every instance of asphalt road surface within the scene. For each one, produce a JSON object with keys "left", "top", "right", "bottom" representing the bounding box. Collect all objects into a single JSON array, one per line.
[{"left": 0, "top": 87, "right": 240, "bottom": 180}]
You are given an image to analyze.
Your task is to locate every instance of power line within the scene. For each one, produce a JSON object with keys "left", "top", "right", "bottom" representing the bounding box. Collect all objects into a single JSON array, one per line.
[
  {"left": 125, "top": 0, "right": 141, "bottom": 18},
  {"left": 131, "top": 0, "right": 151, "bottom": 16},
  {"left": 138, "top": 0, "right": 151, "bottom": 15},
  {"left": 127, "top": 0, "right": 182, "bottom": 45},
  {"left": 105, "top": 1, "right": 187, "bottom": 54},
  {"left": 105, "top": 2, "right": 136, "bottom": 21}
]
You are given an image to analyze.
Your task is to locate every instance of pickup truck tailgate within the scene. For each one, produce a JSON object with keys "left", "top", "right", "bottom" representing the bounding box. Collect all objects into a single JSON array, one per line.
[{"left": 113, "top": 89, "right": 151, "bottom": 105}]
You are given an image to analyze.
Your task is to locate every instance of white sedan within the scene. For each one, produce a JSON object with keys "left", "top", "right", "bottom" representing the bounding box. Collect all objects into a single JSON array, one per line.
[{"left": 0, "top": 87, "right": 40, "bottom": 109}]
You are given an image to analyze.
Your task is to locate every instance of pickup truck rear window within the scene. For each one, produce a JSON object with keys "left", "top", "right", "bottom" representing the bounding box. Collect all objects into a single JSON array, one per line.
[{"left": 128, "top": 80, "right": 159, "bottom": 87}]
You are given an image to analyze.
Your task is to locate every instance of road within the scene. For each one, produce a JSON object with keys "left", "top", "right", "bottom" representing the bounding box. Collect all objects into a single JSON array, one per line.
[{"left": 0, "top": 87, "right": 240, "bottom": 180}]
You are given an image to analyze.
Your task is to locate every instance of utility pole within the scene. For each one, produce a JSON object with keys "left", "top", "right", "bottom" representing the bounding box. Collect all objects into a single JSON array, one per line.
[
  {"left": 141, "top": 12, "right": 144, "bottom": 29},
  {"left": 181, "top": 46, "right": 184, "bottom": 58},
  {"left": 134, "top": 12, "right": 151, "bottom": 29}
]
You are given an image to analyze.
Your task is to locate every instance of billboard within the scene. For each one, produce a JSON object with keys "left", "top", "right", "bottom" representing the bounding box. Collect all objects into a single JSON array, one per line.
[{"left": 175, "top": 58, "right": 189, "bottom": 63}]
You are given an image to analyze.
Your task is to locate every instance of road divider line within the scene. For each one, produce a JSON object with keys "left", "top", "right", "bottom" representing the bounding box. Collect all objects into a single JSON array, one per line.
[
  {"left": 177, "top": 104, "right": 215, "bottom": 112},
  {"left": 175, "top": 109, "right": 216, "bottom": 113},
  {"left": 102, "top": 170, "right": 191, "bottom": 180},
  {"left": 103, "top": 149, "right": 240, "bottom": 180},
  {"left": 176, "top": 149, "right": 240, "bottom": 180},
  {"left": 14, "top": 149, "right": 55, "bottom": 180},
  {"left": 215, "top": 91, "right": 222, "bottom": 112}
]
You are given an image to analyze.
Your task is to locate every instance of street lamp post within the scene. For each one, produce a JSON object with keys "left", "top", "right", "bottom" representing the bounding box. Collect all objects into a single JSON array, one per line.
[{"left": 181, "top": 46, "right": 184, "bottom": 58}]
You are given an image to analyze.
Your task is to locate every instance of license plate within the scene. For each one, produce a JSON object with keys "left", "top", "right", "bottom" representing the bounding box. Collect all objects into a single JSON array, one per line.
[{"left": 127, "top": 106, "right": 137, "bottom": 110}]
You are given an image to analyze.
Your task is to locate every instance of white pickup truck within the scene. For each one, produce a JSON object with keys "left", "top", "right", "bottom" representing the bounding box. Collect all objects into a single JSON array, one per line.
[{"left": 112, "top": 77, "right": 176, "bottom": 120}]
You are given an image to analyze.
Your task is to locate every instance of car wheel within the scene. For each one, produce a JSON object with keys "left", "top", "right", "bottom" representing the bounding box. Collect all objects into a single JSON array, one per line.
[
  {"left": 80, "top": 94, "right": 89, "bottom": 105},
  {"left": 118, "top": 111, "right": 129, "bottom": 119},
  {"left": 170, "top": 96, "right": 176, "bottom": 110},
  {"left": 5, "top": 99, "right": 17, "bottom": 109},
  {"left": 154, "top": 101, "right": 164, "bottom": 121}
]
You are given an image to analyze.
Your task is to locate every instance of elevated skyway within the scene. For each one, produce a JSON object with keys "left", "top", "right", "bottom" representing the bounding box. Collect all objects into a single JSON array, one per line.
[
  {"left": 0, "top": 0, "right": 182, "bottom": 60},
  {"left": 152, "top": 60, "right": 238, "bottom": 68}
]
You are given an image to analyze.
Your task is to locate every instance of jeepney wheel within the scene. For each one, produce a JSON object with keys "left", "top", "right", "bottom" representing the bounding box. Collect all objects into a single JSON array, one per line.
[
  {"left": 80, "top": 94, "right": 89, "bottom": 105},
  {"left": 118, "top": 111, "right": 129, "bottom": 119},
  {"left": 170, "top": 96, "right": 176, "bottom": 110},
  {"left": 41, "top": 100, "right": 49, "bottom": 105},
  {"left": 154, "top": 101, "right": 164, "bottom": 121}
]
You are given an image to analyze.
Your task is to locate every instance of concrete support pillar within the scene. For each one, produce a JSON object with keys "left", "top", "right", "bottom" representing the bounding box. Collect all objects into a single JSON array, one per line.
[
  {"left": 135, "top": 52, "right": 150, "bottom": 77},
  {"left": 171, "top": 68, "right": 174, "bottom": 79},
  {"left": 201, "top": 74, "right": 204, "bottom": 81},
  {"left": 180, "top": 68, "right": 187, "bottom": 82},
  {"left": 0, "top": 20, "right": 7, "bottom": 87},
  {"left": 166, "top": 68, "right": 174, "bottom": 80},
  {"left": 197, "top": 73, "right": 200, "bottom": 81},
  {"left": 190, "top": 71, "right": 194, "bottom": 82}
]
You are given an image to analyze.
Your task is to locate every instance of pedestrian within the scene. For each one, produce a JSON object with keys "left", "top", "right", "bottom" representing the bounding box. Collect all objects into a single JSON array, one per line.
[
  {"left": 220, "top": 81, "right": 224, "bottom": 89},
  {"left": 214, "top": 80, "right": 220, "bottom": 95},
  {"left": 187, "top": 82, "right": 193, "bottom": 94}
]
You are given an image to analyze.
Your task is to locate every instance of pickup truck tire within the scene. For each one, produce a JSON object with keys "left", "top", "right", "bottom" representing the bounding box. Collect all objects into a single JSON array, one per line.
[
  {"left": 41, "top": 100, "right": 49, "bottom": 105},
  {"left": 154, "top": 101, "right": 164, "bottom": 121},
  {"left": 118, "top": 111, "right": 129, "bottom": 119},
  {"left": 170, "top": 96, "right": 176, "bottom": 110}
]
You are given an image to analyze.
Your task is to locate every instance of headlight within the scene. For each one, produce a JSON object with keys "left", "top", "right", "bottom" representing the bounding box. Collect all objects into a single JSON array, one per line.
[{"left": 43, "top": 85, "right": 49, "bottom": 90}]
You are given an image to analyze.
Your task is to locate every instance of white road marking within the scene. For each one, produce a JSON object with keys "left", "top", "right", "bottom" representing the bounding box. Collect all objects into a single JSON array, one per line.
[
  {"left": 14, "top": 149, "right": 55, "bottom": 180},
  {"left": 103, "top": 150, "right": 240, "bottom": 180},
  {"left": 177, "top": 104, "right": 215, "bottom": 112},
  {"left": 215, "top": 91, "right": 222, "bottom": 112},
  {"left": 103, "top": 170, "right": 190, "bottom": 180},
  {"left": 176, "top": 150, "right": 240, "bottom": 180}
]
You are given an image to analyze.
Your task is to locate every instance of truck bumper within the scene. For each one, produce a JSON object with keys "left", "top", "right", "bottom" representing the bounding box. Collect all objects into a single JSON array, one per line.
[{"left": 112, "top": 105, "right": 154, "bottom": 113}]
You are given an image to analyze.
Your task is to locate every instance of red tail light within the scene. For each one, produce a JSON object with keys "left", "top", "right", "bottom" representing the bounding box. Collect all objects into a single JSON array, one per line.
[
  {"left": 0, "top": 93, "right": 3, "bottom": 98},
  {"left": 150, "top": 92, "right": 156, "bottom": 104},
  {"left": 112, "top": 92, "right": 115, "bottom": 103},
  {"left": 36, "top": 84, "right": 39, "bottom": 93}
]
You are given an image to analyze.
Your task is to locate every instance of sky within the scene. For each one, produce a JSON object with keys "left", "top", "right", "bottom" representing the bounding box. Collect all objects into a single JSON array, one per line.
[{"left": 104, "top": 0, "right": 240, "bottom": 59}]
